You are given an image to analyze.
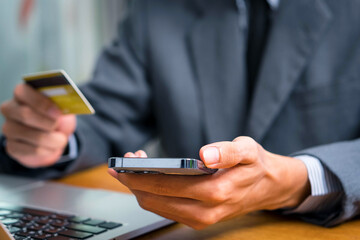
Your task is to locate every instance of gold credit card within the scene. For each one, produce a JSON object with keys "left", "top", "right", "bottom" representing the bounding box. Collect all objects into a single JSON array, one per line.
[{"left": 23, "top": 70, "right": 95, "bottom": 115}]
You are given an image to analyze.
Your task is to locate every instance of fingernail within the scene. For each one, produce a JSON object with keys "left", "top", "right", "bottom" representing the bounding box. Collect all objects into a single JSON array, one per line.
[
  {"left": 203, "top": 147, "right": 220, "bottom": 166},
  {"left": 48, "top": 107, "right": 62, "bottom": 119}
]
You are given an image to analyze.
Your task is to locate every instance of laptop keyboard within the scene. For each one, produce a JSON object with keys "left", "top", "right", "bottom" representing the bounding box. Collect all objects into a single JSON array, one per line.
[{"left": 0, "top": 202, "right": 122, "bottom": 239}]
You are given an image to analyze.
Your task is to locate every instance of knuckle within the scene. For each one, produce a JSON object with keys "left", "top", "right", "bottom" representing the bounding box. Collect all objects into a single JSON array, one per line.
[
  {"left": 243, "top": 136, "right": 258, "bottom": 149},
  {"left": 234, "top": 136, "right": 259, "bottom": 158},
  {"left": 34, "top": 117, "right": 57, "bottom": 132},
  {"left": 33, "top": 146, "right": 43, "bottom": 156},
  {"left": 13, "top": 85, "right": 24, "bottom": 100},
  {"left": 33, "top": 132, "right": 47, "bottom": 146},
  {"left": 0, "top": 101, "right": 9, "bottom": 115},
  {"left": 39, "top": 100, "right": 53, "bottom": 112},
  {"left": 19, "top": 106, "right": 32, "bottom": 120},
  {"left": 194, "top": 211, "right": 219, "bottom": 227},
  {"left": 234, "top": 136, "right": 255, "bottom": 145},
  {"left": 31, "top": 145, "right": 47, "bottom": 157},
  {"left": 36, "top": 132, "right": 62, "bottom": 148},
  {"left": 49, "top": 133, "right": 68, "bottom": 151},
  {"left": 233, "top": 136, "right": 244, "bottom": 142},
  {"left": 208, "top": 180, "right": 231, "bottom": 203},
  {"left": 57, "top": 134, "right": 68, "bottom": 148}
]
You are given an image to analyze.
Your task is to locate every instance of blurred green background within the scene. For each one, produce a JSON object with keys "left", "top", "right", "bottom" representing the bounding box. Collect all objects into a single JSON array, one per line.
[{"left": 0, "top": 0, "right": 127, "bottom": 131}]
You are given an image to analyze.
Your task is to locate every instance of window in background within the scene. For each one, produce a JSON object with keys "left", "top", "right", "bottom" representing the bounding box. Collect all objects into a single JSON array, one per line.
[{"left": 0, "top": 0, "right": 126, "bottom": 131}]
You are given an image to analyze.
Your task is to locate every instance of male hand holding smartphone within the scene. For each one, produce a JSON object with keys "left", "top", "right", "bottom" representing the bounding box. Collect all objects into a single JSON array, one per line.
[{"left": 108, "top": 140, "right": 310, "bottom": 230}]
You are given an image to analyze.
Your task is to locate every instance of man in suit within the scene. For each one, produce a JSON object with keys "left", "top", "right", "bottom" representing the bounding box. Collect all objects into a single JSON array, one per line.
[{"left": 1, "top": 0, "right": 359, "bottom": 229}]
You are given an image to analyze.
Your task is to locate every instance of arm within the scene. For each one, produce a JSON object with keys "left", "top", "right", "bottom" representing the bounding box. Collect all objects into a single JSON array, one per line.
[{"left": 291, "top": 139, "right": 360, "bottom": 226}]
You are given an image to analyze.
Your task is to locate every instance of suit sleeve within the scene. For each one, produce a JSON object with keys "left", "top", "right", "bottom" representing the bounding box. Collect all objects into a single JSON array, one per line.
[
  {"left": 0, "top": 0, "right": 154, "bottom": 179},
  {"left": 293, "top": 139, "right": 360, "bottom": 226}
]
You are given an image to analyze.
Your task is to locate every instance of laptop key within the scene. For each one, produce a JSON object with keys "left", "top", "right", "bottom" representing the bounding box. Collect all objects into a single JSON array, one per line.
[
  {"left": 59, "top": 229, "right": 93, "bottom": 239},
  {"left": 22, "top": 214, "right": 39, "bottom": 222},
  {"left": 83, "top": 219, "right": 106, "bottom": 226},
  {"left": 99, "top": 222, "right": 123, "bottom": 229},
  {"left": 51, "top": 213, "right": 74, "bottom": 220},
  {"left": 28, "top": 223, "right": 46, "bottom": 231},
  {"left": 1, "top": 218, "right": 19, "bottom": 225},
  {"left": 13, "top": 220, "right": 32, "bottom": 228},
  {"left": 66, "top": 223, "right": 106, "bottom": 234},
  {"left": 16, "top": 229, "right": 37, "bottom": 237},
  {"left": 51, "top": 219, "right": 69, "bottom": 227},
  {"left": 0, "top": 210, "right": 11, "bottom": 216},
  {"left": 8, "top": 226, "right": 21, "bottom": 234},
  {"left": 22, "top": 208, "right": 53, "bottom": 217},
  {"left": 48, "top": 236, "right": 75, "bottom": 240},
  {"left": 14, "top": 236, "right": 27, "bottom": 240},
  {"left": 44, "top": 226, "right": 63, "bottom": 234},
  {"left": 69, "top": 216, "right": 90, "bottom": 223},
  {"left": 36, "top": 217, "right": 53, "bottom": 225},
  {"left": 33, "top": 232, "right": 54, "bottom": 240},
  {"left": 7, "top": 213, "right": 24, "bottom": 218}
]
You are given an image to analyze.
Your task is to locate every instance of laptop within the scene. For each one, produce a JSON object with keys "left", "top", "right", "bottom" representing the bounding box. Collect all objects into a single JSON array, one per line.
[{"left": 0, "top": 174, "right": 173, "bottom": 240}]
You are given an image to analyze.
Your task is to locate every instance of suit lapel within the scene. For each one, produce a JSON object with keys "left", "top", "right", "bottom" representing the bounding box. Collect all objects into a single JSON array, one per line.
[
  {"left": 188, "top": 0, "right": 249, "bottom": 143},
  {"left": 245, "top": 0, "right": 333, "bottom": 142}
]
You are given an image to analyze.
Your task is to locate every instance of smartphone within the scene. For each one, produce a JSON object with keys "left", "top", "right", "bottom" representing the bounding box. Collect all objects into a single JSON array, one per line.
[{"left": 108, "top": 157, "right": 218, "bottom": 175}]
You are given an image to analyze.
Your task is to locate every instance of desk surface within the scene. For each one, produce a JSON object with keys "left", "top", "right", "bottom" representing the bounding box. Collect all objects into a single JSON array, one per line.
[{"left": 55, "top": 164, "right": 360, "bottom": 240}]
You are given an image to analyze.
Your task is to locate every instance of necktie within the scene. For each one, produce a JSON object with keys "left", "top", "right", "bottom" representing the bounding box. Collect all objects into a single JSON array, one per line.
[{"left": 245, "top": 0, "right": 272, "bottom": 101}]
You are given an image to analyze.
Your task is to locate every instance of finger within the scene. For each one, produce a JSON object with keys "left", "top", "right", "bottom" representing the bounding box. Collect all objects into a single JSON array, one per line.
[
  {"left": 3, "top": 120, "right": 68, "bottom": 150},
  {"left": 150, "top": 208, "right": 209, "bottom": 230},
  {"left": 124, "top": 152, "right": 136, "bottom": 157},
  {"left": 1, "top": 100, "right": 57, "bottom": 131},
  {"left": 5, "top": 139, "right": 63, "bottom": 168},
  {"left": 132, "top": 191, "right": 196, "bottom": 227},
  {"left": 107, "top": 168, "right": 118, "bottom": 179},
  {"left": 116, "top": 173, "right": 229, "bottom": 203},
  {"left": 135, "top": 150, "right": 147, "bottom": 157},
  {"left": 13, "top": 84, "right": 62, "bottom": 119},
  {"left": 55, "top": 115, "right": 76, "bottom": 136},
  {"left": 199, "top": 137, "right": 259, "bottom": 168},
  {"left": 132, "top": 190, "right": 221, "bottom": 229}
]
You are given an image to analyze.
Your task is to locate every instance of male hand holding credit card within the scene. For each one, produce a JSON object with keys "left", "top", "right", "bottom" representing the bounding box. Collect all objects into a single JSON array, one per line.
[{"left": 0, "top": 70, "right": 94, "bottom": 168}]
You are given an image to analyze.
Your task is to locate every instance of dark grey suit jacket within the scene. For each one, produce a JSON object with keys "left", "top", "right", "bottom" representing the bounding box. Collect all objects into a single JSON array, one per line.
[{"left": 1, "top": 0, "right": 360, "bottom": 227}]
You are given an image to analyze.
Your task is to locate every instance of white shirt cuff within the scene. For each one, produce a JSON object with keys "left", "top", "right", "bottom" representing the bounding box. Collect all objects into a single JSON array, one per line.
[
  {"left": 57, "top": 134, "right": 78, "bottom": 164},
  {"left": 289, "top": 155, "right": 343, "bottom": 214}
]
